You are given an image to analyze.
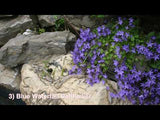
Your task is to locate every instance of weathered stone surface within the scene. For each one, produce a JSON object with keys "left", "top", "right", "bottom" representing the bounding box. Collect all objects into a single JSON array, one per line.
[
  {"left": 0, "top": 64, "right": 21, "bottom": 91},
  {"left": 49, "top": 53, "right": 73, "bottom": 80},
  {"left": 0, "top": 15, "right": 34, "bottom": 46},
  {"left": 64, "top": 15, "right": 108, "bottom": 30},
  {"left": 20, "top": 64, "right": 108, "bottom": 105},
  {"left": 0, "top": 31, "right": 76, "bottom": 67},
  {"left": 20, "top": 55, "right": 132, "bottom": 105},
  {"left": 65, "top": 15, "right": 95, "bottom": 29},
  {"left": 135, "top": 55, "right": 149, "bottom": 72},
  {"left": 0, "top": 15, "right": 16, "bottom": 19},
  {"left": 38, "top": 15, "right": 62, "bottom": 28}
]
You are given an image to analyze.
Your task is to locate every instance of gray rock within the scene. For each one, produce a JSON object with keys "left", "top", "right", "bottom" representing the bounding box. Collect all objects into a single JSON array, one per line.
[
  {"left": 0, "top": 15, "right": 34, "bottom": 46},
  {"left": 38, "top": 15, "right": 62, "bottom": 28},
  {"left": 135, "top": 55, "right": 149, "bottom": 72},
  {"left": 64, "top": 15, "right": 108, "bottom": 30},
  {"left": 29, "top": 15, "right": 40, "bottom": 28},
  {"left": 0, "top": 15, "right": 16, "bottom": 19},
  {"left": 19, "top": 55, "right": 132, "bottom": 105},
  {"left": 0, "top": 64, "right": 21, "bottom": 91},
  {"left": 0, "top": 31, "right": 76, "bottom": 67},
  {"left": 65, "top": 15, "right": 95, "bottom": 28},
  {"left": 0, "top": 15, "right": 13, "bottom": 17},
  {"left": 20, "top": 64, "right": 109, "bottom": 105}
]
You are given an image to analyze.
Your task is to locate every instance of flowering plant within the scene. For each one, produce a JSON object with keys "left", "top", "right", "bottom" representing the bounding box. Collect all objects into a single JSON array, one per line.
[{"left": 69, "top": 16, "right": 160, "bottom": 105}]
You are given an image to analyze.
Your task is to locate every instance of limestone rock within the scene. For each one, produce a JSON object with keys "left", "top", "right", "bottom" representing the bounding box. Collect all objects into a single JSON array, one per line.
[
  {"left": 38, "top": 15, "right": 62, "bottom": 28},
  {"left": 64, "top": 15, "right": 108, "bottom": 30},
  {"left": 0, "top": 15, "right": 16, "bottom": 19},
  {"left": 0, "top": 64, "right": 21, "bottom": 91},
  {"left": 20, "top": 62, "right": 132, "bottom": 105},
  {"left": 49, "top": 53, "right": 73, "bottom": 80},
  {"left": 0, "top": 31, "right": 76, "bottom": 67},
  {"left": 0, "top": 15, "right": 33, "bottom": 46},
  {"left": 20, "top": 64, "right": 108, "bottom": 105}
]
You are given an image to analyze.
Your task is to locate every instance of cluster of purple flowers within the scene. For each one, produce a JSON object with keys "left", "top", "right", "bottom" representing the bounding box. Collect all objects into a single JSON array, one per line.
[
  {"left": 71, "top": 28, "right": 96, "bottom": 65},
  {"left": 97, "top": 25, "right": 111, "bottom": 37},
  {"left": 114, "top": 31, "right": 130, "bottom": 43},
  {"left": 69, "top": 26, "right": 111, "bottom": 86},
  {"left": 69, "top": 16, "right": 160, "bottom": 105},
  {"left": 115, "top": 46, "right": 122, "bottom": 59},
  {"left": 135, "top": 39, "right": 160, "bottom": 61},
  {"left": 117, "top": 17, "right": 135, "bottom": 30},
  {"left": 111, "top": 63, "right": 160, "bottom": 105}
]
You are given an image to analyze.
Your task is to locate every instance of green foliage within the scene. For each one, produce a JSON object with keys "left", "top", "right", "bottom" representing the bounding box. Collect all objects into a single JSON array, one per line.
[
  {"left": 41, "top": 70, "right": 47, "bottom": 78},
  {"left": 53, "top": 15, "right": 58, "bottom": 20},
  {"left": 84, "top": 17, "right": 160, "bottom": 73},
  {"left": 150, "top": 60, "right": 160, "bottom": 69},
  {"left": 54, "top": 18, "right": 65, "bottom": 31},
  {"left": 61, "top": 68, "right": 65, "bottom": 76},
  {"left": 42, "top": 60, "right": 49, "bottom": 69},
  {"left": 52, "top": 69, "right": 56, "bottom": 77},
  {"left": 71, "top": 16, "right": 160, "bottom": 105},
  {"left": 91, "top": 15, "right": 105, "bottom": 18},
  {"left": 37, "top": 28, "right": 46, "bottom": 34}
]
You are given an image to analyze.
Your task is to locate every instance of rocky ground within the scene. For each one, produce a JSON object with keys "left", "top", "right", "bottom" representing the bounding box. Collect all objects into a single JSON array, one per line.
[{"left": 0, "top": 15, "right": 132, "bottom": 105}]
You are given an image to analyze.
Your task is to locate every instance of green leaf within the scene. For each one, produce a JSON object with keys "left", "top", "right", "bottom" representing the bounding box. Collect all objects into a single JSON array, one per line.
[
  {"left": 103, "top": 57, "right": 107, "bottom": 60},
  {"left": 104, "top": 67, "right": 108, "bottom": 71},
  {"left": 38, "top": 28, "right": 45, "bottom": 34},
  {"left": 53, "top": 15, "right": 58, "bottom": 20},
  {"left": 150, "top": 61, "right": 160, "bottom": 69},
  {"left": 89, "top": 52, "right": 93, "bottom": 57},
  {"left": 131, "top": 36, "right": 135, "bottom": 41},
  {"left": 113, "top": 55, "right": 117, "bottom": 58},
  {"left": 121, "top": 51, "right": 126, "bottom": 57},
  {"left": 87, "top": 65, "right": 91, "bottom": 68},
  {"left": 105, "top": 61, "right": 109, "bottom": 64},
  {"left": 99, "top": 75, "right": 103, "bottom": 79},
  {"left": 105, "top": 51, "right": 109, "bottom": 55},
  {"left": 110, "top": 45, "right": 114, "bottom": 49},
  {"left": 135, "top": 58, "right": 138, "bottom": 61},
  {"left": 108, "top": 54, "right": 113, "bottom": 58},
  {"left": 100, "top": 49, "right": 104, "bottom": 54},
  {"left": 127, "top": 64, "right": 132, "bottom": 70},
  {"left": 95, "top": 61, "right": 98, "bottom": 64},
  {"left": 147, "top": 32, "right": 155, "bottom": 38},
  {"left": 101, "top": 64, "right": 106, "bottom": 67},
  {"left": 126, "top": 59, "right": 132, "bottom": 65},
  {"left": 135, "top": 35, "right": 139, "bottom": 39},
  {"left": 140, "top": 60, "right": 144, "bottom": 66},
  {"left": 156, "top": 34, "right": 160, "bottom": 44},
  {"left": 97, "top": 15, "right": 105, "bottom": 18},
  {"left": 109, "top": 49, "right": 113, "bottom": 52}
]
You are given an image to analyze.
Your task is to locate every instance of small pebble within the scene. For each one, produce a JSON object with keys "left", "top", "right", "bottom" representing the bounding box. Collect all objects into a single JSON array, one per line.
[{"left": 38, "top": 68, "right": 42, "bottom": 71}]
